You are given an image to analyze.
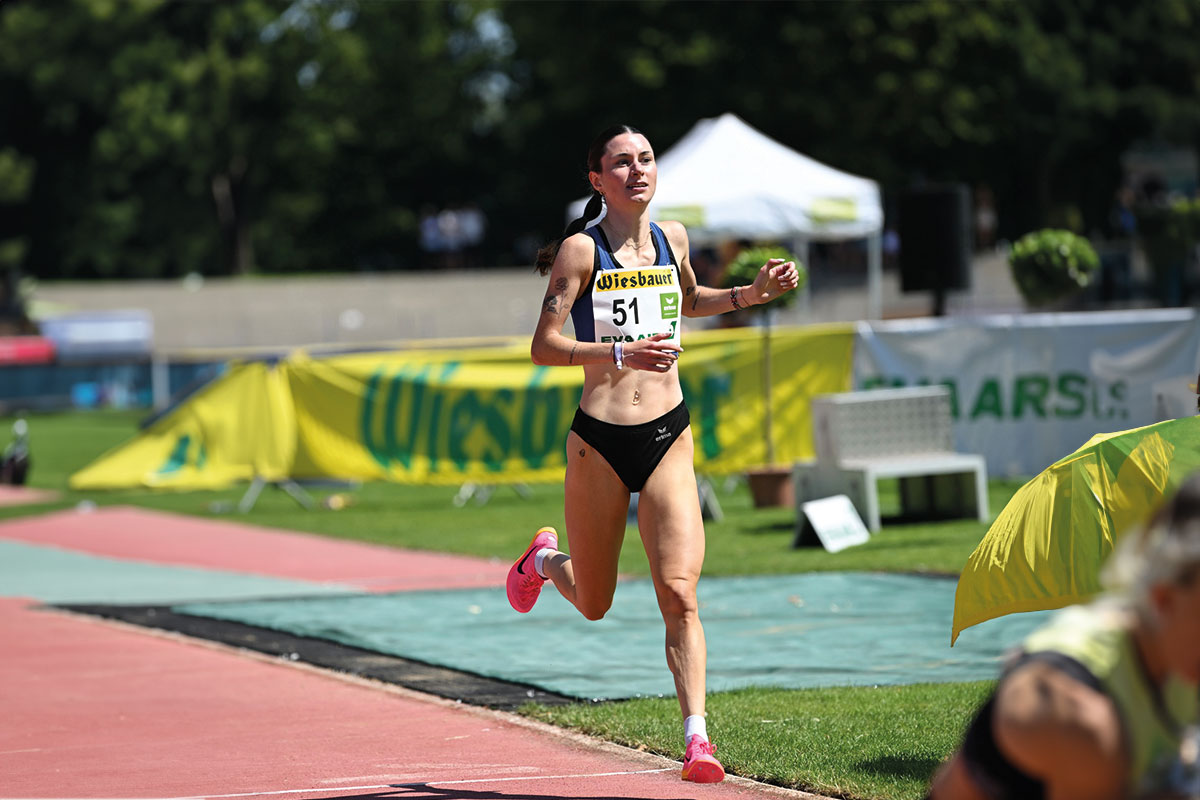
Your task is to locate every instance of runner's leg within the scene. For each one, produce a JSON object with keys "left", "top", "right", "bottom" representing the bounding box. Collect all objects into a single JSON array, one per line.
[
  {"left": 636, "top": 428, "right": 707, "bottom": 720},
  {"left": 541, "top": 430, "right": 629, "bottom": 619}
]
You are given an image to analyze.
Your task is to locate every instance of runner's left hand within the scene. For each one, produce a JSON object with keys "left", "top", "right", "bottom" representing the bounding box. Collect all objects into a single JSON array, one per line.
[{"left": 747, "top": 258, "right": 801, "bottom": 305}]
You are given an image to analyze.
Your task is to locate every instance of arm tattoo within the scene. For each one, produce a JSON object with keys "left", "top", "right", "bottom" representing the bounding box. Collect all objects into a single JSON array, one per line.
[
  {"left": 569, "top": 344, "right": 577, "bottom": 364},
  {"left": 553, "top": 278, "right": 571, "bottom": 316},
  {"left": 686, "top": 285, "right": 698, "bottom": 311},
  {"left": 542, "top": 283, "right": 571, "bottom": 316}
]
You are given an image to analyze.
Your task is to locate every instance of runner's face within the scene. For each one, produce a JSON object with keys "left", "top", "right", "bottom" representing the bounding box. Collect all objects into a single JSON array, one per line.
[{"left": 590, "top": 133, "right": 656, "bottom": 207}]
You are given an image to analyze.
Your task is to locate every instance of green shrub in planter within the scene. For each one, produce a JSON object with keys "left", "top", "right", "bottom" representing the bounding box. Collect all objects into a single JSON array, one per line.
[
  {"left": 1008, "top": 229, "right": 1100, "bottom": 307},
  {"left": 720, "top": 246, "right": 807, "bottom": 311},
  {"left": 1136, "top": 197, "right": 1200, "bottom": 273}
]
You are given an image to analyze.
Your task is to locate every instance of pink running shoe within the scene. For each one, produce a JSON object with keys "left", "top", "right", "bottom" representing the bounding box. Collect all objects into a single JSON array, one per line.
[
  {"left": 506, "top": 527, "right": 558, "bottom": 613},
  {"left": 681, "top": 737, "right": 725, "bottom": 783}
]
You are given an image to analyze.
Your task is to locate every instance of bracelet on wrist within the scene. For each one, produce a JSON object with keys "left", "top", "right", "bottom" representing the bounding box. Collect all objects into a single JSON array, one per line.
[
  {"left": 613, "top": 341, "right": 624, "bottom": 370},
  {"left": 730, "top": 285, "right": 744, "bottom": 311}
]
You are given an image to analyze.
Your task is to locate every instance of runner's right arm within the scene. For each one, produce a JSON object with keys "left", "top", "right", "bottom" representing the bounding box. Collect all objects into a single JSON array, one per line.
[{"left": 531, "top": 233, "right": 610, "bottom": 367}]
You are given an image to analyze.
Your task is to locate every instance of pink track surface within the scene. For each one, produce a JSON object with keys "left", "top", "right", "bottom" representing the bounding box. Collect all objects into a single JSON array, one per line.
[
  {"left": 0, "top": 506, "right": 823, "bottom": 800},
  {"left": 0, "top": 505, "right": 508, "bottom": 592},
  {"left": 0, "top": 485, "right": 59, "bottom": 506},
  {"left": 1, "top": 597, "right": 819, "bottom": 799}
]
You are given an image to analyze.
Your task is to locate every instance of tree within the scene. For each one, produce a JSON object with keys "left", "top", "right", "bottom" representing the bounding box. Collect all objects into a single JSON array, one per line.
[
  {"left": 492, "top": 0, "right": 1200, "bottom": 250},
  {"left": 0, "top": 0, "right": 504, "bottom": 277},
  {"left": 0, "top": 0, "right": 320, "bottom": 276},
  {"left": 271, "top": 0, "right": 512, "bottom": 272},
  {"left": 2, "top": 0, "right": 1197, "bottom": 279}
]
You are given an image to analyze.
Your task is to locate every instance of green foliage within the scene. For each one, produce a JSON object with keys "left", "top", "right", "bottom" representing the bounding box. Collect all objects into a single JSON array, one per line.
[
  {"left": 719, "top": 246, "right": 806, "bottom": 312},
  {"left": 0, "top": 147, "right": 33, "bottom": 268},
  {"left": 0, "top": 0, "right": 502, "bottom": 277},
  {"left": 525, "top": 682, "right": 992, "bottom": 800},
  {"left": 1, "top": 1, "right": 1199, "bottom": 278},
  {"left": 1008, "top": 229, "right": 1100, "bottom": 307},
  {"left": 0, "top": 148, "right": 34, "bottom": 204},
  {"left": 1136, "top": 197, "right": 1200, "bottom": 272}
]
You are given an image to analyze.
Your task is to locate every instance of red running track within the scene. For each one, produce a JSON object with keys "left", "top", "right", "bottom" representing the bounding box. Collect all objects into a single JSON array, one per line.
[
  {"left": 0, "top": 506, "right": 508, "bottom": 592},
  {"left": 0, "top": 506, "right": 827, "bottom": 800},
  {"left": 0, "top": 485, "right": 59, "bottom": 507}
]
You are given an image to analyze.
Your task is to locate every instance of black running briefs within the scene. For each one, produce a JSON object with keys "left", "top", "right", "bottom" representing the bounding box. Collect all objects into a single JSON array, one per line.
[{"left": 569, "top": 401, "right": 690, "bottom": 492}]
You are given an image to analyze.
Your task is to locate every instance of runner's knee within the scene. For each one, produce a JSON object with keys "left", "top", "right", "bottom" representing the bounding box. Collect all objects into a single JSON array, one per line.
[
  {"left": 576, "top": 592, "right": 613, "bottom": 621},
  {"left": 656, "top": 577, "right": 699, "bottom": 621}
]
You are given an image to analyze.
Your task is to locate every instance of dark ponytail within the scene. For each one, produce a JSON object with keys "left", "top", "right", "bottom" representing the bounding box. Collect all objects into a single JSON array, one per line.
[
  {"left": 535, "top": 190, "right": 604, "bottom": 275},
  {"left": 534, "top": 124, "right": 642, "bottom": 276}
]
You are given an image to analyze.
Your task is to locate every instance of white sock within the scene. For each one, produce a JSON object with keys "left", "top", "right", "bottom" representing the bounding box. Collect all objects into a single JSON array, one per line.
[
  {"left": 684, "top": 714, "right": 708, "bottom": 745},
  {"left": 533, "top": 547, "right": 556, "bottom": 579}
]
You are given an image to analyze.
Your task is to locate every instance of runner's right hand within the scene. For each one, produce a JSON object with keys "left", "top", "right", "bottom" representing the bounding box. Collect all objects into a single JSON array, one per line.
[{"left": 623, "top": 332, "right": 681, "bottom": 372}]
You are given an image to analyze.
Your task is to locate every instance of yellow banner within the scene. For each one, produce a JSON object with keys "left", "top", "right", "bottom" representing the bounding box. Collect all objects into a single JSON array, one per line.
[
  {"left": 70, "top": 324, "right": 855, "bottom": 490},
  {"left": 70, "top": 360, "right": 297, "bottom": 490}
]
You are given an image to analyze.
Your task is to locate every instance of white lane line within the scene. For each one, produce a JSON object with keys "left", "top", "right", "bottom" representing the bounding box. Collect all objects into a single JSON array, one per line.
[
  {"left": 170, "top": 786, "right": 393, "bottom": 799},
  {"left": 162, "top": 767, "right": 677, "bottom": 799},
  {"left": 397, "top": 768, "right": 676, "bottom": 786}
]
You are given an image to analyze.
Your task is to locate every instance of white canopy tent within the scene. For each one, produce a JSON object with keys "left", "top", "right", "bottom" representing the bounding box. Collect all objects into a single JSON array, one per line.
[{"left": 568, "top": 113, "right": 886, "bottom": 319}]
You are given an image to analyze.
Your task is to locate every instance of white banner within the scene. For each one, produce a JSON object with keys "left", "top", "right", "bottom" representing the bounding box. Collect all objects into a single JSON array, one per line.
[{"left": 853, "top": 310, "right": 1200, "bottom": 477}]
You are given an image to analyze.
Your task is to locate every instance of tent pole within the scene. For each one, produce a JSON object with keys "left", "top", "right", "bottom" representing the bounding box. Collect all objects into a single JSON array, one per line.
[
  {"left": 867, "top": 232, "right": 883, "bottom": 320},
  {"left": 761, "top": 307, "right": 774, "bottom": 465}
]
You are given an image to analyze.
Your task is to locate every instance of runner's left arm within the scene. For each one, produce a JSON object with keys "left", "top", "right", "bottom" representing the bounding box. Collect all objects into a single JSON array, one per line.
[{"left": 661, "top": 221, "right": 800, "bottom": 318}]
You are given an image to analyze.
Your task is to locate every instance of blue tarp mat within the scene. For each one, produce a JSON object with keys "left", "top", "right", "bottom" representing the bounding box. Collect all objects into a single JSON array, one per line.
[
  {"left": 178, "top": 572, "right": 1049, "bottom": 700},
  {"left": 0, "top": 540, "right": 358, "bottom": 605}
]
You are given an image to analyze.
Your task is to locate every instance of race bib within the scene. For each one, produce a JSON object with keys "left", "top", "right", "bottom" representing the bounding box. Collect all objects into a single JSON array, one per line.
[{"left": 591, "top": 267, "right": 681, "bottom": 345}]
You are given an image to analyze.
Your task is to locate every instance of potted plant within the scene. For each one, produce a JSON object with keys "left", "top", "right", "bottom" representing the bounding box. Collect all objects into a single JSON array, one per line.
[
  {"left": 1008, "top": 229, "right": 1100, "bottom": 309},
  {"left": 1136, "top": 197, "right": 1200, "bottom": 306},
  {"left": 721, "top": 245, "right": 807, "bottom": 507}
]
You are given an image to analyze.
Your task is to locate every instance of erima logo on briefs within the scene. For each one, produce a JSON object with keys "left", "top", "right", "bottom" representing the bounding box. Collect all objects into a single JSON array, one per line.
[
  {"left": 655, "top": 426, "right": 672, "bottom": 442},
  {"left": 596, "top": 269, "right": 675, "bottom": 292}
]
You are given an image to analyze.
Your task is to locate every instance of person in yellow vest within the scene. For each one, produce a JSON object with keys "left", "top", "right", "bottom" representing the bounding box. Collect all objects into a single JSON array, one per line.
[
  {"left": 929, "top": 471, "right": 1200, "bottom": 800},
  {"left": 505, "top": 123, "right": 799, "bottom": 783}
]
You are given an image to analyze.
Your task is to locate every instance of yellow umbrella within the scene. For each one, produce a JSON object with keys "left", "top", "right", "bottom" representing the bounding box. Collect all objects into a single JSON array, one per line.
[{"left": 952, "top": 415, "right": 1200, "bottom": 644}]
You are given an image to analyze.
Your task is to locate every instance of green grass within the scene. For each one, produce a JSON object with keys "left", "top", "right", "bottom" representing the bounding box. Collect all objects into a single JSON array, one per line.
[
  {"left": 0, "top": 409, "right": 1020, "bottom": 799},
  {"left": 524, "top": 682, "right": 992, "bottom": 800}
]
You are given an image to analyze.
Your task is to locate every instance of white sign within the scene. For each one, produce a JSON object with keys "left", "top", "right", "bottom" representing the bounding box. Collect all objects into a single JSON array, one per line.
[
  {"left": 794, "top": 494, "right": 871, "bottom": 553},
  {"left": 853, "top": 309, "right": 1200, "bottom": 477}
]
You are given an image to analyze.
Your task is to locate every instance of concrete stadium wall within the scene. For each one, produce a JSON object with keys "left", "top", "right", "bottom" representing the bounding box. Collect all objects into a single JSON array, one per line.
[
  {"left": 27, "top": 252, "right": 1028, "bottom": 355},
  {"left": 30, "top": 270, "right": 548, "bottom": 354}
]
